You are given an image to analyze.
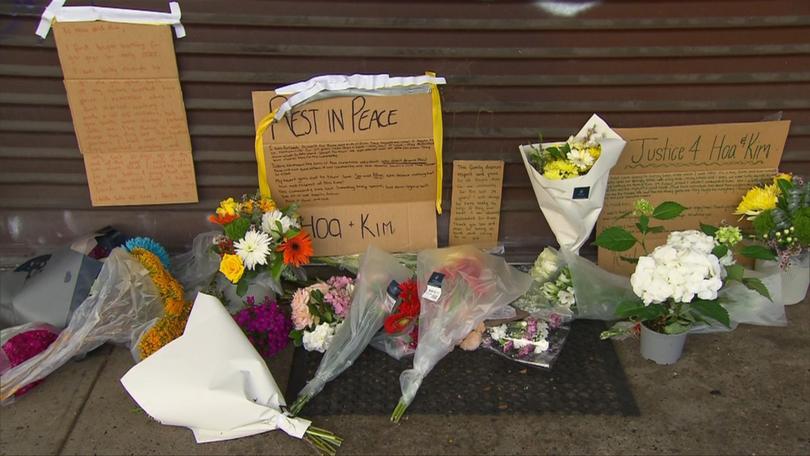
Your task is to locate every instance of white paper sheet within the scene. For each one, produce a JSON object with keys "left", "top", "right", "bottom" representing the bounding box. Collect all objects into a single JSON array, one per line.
[
  {"left": 519, "top": 114, "right": 626, "bottom": 254},
  {"left": 120, "top": 293, "right": 310, "bottom": 443}
]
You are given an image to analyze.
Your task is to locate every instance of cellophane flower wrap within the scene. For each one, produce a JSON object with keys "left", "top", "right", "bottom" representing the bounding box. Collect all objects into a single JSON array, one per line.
[
  {"left": 369, "top": 278, "right": 420, "bottom": 359},
  {"left": 290, "top": 245, "right": 412, "bottom": 416},
  {"left": 1, "top": 248, "right": 163, "bottom": 404},
  {"left": 391, "top": 245, "right": 532, "bottom": 421},
  {"left": 483, "top": 315, "right": 570, "bottom": 369},
  {"left": 0, "top": 323, "right": 60, "bottom": 399},
  {"left": 519, "top": 114, "right": 626, "bottom": 255}
]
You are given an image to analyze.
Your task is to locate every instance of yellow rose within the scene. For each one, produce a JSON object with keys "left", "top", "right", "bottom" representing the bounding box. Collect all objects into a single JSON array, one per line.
[
  {"left": 216, "top": 197, "right": 238, "bottom": 217},
  {"left": 219, "top": 254, "right": 245, "bottom": 283},
  {"left": 735, "top": 186, "right": 777, "bottom": 217}
]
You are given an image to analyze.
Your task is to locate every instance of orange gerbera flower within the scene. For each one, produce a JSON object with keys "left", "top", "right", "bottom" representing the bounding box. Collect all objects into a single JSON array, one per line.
[
  {"left": 208, "top": 213, "right": 239, "bottom": 225},
  {"left": 277, "top": 232, "right": 313, "bottom": 267}
]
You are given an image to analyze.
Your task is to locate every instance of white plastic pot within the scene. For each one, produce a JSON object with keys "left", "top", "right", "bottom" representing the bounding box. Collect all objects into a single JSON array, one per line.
[{"left": 640, "top": 324, "right": 687, "bottom": 365}]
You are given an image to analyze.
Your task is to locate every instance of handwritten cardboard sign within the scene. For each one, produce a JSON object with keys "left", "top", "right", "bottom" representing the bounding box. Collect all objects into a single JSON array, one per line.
[
  {"left": 449, "top": 160, "right": 504, "bottom": 247},
  {"left": 53, "top": 21, "right": 197, "bottom": 206},
  {"left": 252, "top": 90, "right": 438, "bottom": 255},
  {"left": 597, "top": 120, "right": 790, "bottom": 275}
]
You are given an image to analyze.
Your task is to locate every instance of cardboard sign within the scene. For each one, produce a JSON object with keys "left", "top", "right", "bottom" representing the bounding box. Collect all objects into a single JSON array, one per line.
[
  {"left": 53, "top": 21, "right": 198, "bottom": 206},
  {"left": 449, "top": 160, "right": 504, "bottom": 247},
  {"left": 597, "top": 120, "right": 790, "bottom": 275},
  {"left": 252, "top": 91, "right": 438, "bottom": 255}
]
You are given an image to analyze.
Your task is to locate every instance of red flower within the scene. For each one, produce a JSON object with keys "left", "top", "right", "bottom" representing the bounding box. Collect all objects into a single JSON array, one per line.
[
  {"left": 397, "top": 279, "right": 421, "bottom": 316},
  {"left": 208, "top": 213, "right": 239, "bottom": 225},
  {"left": 384, "top": 312, "right": 415, "bottom": 334}
]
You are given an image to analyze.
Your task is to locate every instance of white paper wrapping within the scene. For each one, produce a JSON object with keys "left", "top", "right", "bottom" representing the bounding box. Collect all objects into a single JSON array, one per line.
[
  {"left": 519, "top": 114, "right": 626, "bottom": 255},
  {"left": 120, "top": 293, "right": 311, "bottom": 443}
]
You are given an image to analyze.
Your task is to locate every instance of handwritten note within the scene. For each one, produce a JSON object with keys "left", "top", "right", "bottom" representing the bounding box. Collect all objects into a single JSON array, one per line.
[
  {"left": 449, "top": 160, "right": 504, "bottom": 246},
  {"left": 252, "top": 90, "right": 439, "bottom": 255},
  {"left": 597, "top": 120, "right": 790, "bottom": 275},
  {"left": 53, "top": 21, "right": 197, "bottom": 206}
]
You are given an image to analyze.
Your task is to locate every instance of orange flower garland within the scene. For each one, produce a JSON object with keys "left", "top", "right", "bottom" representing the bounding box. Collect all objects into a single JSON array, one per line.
[{"left": 129, "top": 248, "right": 192, "bottom": 359}]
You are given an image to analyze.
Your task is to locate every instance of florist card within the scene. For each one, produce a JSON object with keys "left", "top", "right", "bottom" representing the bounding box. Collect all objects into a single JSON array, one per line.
[
  {"left": 252, "top": 90, "right": 439, "bottom": 256},
  {"left": 598, "top": 120, "right": 790, "bottom": 275},
  {"left": 53, "top": 21, "right": 198, "bottom": 206}
]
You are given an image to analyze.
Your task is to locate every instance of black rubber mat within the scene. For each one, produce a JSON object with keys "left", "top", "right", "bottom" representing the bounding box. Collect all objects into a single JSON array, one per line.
[{"left": 286, "top": 319, "right": 639, "bottom": 416}]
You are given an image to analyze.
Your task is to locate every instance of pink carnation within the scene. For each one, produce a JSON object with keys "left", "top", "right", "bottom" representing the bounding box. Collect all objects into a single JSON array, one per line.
[{"left": 291, "top": 288, "right": 314, "bottom": 330}]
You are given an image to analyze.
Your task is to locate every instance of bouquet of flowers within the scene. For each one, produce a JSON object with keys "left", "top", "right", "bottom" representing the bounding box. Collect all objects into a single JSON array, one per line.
[
  {"left": 289, "top": 246, "right": 412, "bottom": 416},
  {"left": 208, "top": 192, "right": 313, "bottom": 298},
  {"left": 597, "top": 200, "right": 777, "bottom": 340},
  {"left": 121, "top": 293, "right": 342, "bottom": 455},
  {"left": 391, "top": 245, "right": 532, "bottom": 422},
  {"left": 290, "top": 276, "right": 354, "bottom": 353},
  {"left": 510, "top": 248, "right": 576, "bottom": 320},
  {"left": 483, "top": 314, "right": 570, "bottom": 368},
  {"left": 1, "top": 241, "right": 169, "bottom": 403},
  {"left": 233, "top": 295, "right": 292, "bottom": 359},
  {"left": 519, "top": 114, "right": 626, "bottom": 254},
  {"left": 369, "top": 278, "right": 420, "bottom": 359}
]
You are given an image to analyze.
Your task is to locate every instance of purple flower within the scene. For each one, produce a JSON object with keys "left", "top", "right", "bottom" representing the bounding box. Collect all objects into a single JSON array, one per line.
[
  {"left": 233, "top": 296, "right": 292, "bottom": 358},
  {"left": 518, "top": 345, "right": 533, "bottom": 359},
  {"left": 503, "top": 340, "right": 514, "bottom": 353},
  {"left": 548, "top": 313, "right": 562, "bottom": 329},
  {"left": 324, "top": 276, "right": 354, "bottom": 318}
]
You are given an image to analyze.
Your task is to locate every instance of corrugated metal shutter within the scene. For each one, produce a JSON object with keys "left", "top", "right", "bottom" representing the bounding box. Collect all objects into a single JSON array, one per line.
[{"left": 1, "top": 0, "right": 808, "bottom": 261}]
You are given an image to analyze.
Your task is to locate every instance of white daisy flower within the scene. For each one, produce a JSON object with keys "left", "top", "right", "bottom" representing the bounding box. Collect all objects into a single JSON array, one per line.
[{"left": 234, "top": 229, "right": 271, "bottom": 270}]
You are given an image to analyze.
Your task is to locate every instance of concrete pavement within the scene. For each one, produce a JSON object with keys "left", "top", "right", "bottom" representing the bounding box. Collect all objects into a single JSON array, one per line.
[{"left": 2, "top": 298, "right": 809, "bottom": 455}]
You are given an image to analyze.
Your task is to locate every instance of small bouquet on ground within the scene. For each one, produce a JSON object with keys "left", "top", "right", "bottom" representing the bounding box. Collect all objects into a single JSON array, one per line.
[
  {"left": 483, "top": 314, "right": 570, "bottom": 368},
  {"left": 290, "top": 276, "right": 355, "bottom": 353},
  {"left": 513, "top": 248, "right": 577, "bottom": 319},
  {"left": 289, "top": 246, "right": 412, "bottom": 416},
  {"left": 519, "top": 114, "right": 626, "bottom": 254},
  {"left": 735, "top": 173, "right": 809, "bottom": 304},
  {"left": 233, "top": 295, "right": 292, "bottom": 359},
  {"left": 597, "top": 200, "right": 779, "bottom": 352},
  {"left": 1, "top": 240, "right": 169, "bottom": 403},
  {"left": 209, "top": 192, "right": 313, "bottom": 299},
  {"left": 369, "top": 278, "right": 420, "bottom": 359},
  {"left": 391, "top": 245, "right": 532, "bottom": 422},
  {"left": 121, "top": 294, "right": 342, "bottom": 455}
]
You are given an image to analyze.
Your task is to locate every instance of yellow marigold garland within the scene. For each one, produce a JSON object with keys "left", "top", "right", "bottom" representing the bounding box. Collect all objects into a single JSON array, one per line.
[{"left": 130, "top": 248, "right": 192, "bottom": 359}]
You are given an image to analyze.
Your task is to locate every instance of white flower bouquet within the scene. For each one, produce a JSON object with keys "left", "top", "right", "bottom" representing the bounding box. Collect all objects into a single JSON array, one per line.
[{"left": 519, "top": 114, "right": 626, "bottom": 254}]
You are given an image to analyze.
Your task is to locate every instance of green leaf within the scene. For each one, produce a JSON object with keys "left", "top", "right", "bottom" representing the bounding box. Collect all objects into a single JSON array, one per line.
[
  {"left": 742, "top": 277, "right": 772, "bottom": 300},
  {"left": 690, "top": 299, "right": 730, "bottom": 327},
  {"left": 614, "top": 210, "right": 634, "bottom": 222},
  {"left": 724, "top": 264, "right": 745, "bottom": 282},
  {"left": 647, "top": 226, "right": 665, "bottom": 234},
  {"left": 664, "top": 322, "right": 689, "bottom": 335},
  {"left": 236, "top": 277, "right": 249, "bottom": 297},
  {"left": 712, "top": 244, "right": 729, "bottom": 260},
  {"left": 740, "top": 245, "right": 777, "bottom": 261},
  {"left": 594, "top": 227, "right": 638, "bottom": 252},
  {"left": 270, "top": 255, "right": 284, "bottom": 282},
  {"left": 616, "top": 301, "right": 666, "bottom": 321},
  {"left": 223, "top": 217, "right": 251, "bottom": 241},
  {"left": 652, "top": 201, "right": 687, "bottom": 220},
  {"left": 700, "top": 223, "right": 718, "bottom": 236},
  {"left": 636, "top": 214, "right": 650, "bottom": 235}
]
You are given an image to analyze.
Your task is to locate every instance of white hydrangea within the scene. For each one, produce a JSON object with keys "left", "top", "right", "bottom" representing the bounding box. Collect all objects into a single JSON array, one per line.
[
  {"left": 302, "top": 322, "right": 336, "bottom": 353},
  {"left": 261, "top": 209, "right": 297, "bottom": 238},
  {"left": 630, "top": 231, "right": 725, "bottom": 305}
]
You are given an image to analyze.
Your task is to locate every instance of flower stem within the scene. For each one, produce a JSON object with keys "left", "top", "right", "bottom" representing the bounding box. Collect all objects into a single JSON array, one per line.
[
  {"left": 390, "top": 399, "right": 409, "bottom": 423},
  {"left": 289, "top": 394, "right": 310, "bottom": 416},
  {"left": 303, "top": 426, "right": 342, "bottom": 456}
]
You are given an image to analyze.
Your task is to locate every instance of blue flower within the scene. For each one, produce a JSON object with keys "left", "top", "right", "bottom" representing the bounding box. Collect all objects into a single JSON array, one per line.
[{"left": 124, "top": 237, "right": 171, "bottom": 269}]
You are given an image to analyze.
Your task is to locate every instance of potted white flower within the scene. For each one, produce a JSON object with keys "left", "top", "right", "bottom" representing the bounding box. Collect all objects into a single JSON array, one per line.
[{"left": 597, "top": 200, "right": 772, "bottom": 364}]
